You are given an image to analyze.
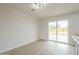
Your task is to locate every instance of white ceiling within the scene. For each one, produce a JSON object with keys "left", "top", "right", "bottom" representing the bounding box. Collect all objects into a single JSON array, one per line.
[{"left": 1, "top": 3, "right": 79, "bottom": 18}]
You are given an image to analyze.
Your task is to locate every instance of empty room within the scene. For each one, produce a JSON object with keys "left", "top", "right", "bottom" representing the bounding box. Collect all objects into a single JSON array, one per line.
[{"left": 0, "top": 3, "right": 79, "bottom": 55}]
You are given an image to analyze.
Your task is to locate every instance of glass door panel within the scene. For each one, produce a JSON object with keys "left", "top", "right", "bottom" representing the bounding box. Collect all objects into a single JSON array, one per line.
[
  {"left": 57, "top": 20, "right": 68, "bottom": 43},
  {"left": 48, "top": 22, "right": 56, "bottom": 41}
]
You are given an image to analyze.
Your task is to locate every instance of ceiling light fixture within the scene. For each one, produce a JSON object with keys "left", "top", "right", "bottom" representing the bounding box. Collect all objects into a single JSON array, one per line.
[{"left": 31, "top": 3, "right": 47, "bottom": 11}]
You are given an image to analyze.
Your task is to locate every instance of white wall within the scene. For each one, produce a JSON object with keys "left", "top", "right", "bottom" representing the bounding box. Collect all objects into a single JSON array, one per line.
[
  {"left": 40, "top": 12, "right": 79, "bottom": 45},
  {"left": 0, "top": 6, "right": 39, "bottom": 53}
]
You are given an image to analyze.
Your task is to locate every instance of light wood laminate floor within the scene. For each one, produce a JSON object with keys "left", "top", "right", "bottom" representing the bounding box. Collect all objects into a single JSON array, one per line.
[{"left": 5, "top": 40, "right": 76, "bottom": 55}]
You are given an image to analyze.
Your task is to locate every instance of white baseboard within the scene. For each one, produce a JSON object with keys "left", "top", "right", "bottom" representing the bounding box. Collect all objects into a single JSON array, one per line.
[{"left": 0, "top": 39, "right": 38, "bottom": 54}]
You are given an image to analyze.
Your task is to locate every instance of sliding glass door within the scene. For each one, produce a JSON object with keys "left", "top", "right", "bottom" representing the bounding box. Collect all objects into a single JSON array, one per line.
[{"left": 48, "top": 20, "right": 68, "bottom": 43}]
